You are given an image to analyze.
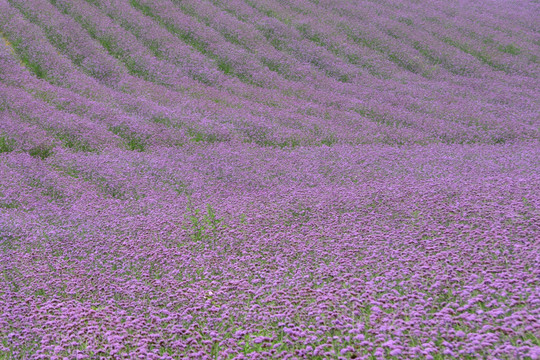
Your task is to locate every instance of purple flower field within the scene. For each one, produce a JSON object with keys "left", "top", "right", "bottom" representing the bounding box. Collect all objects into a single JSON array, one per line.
[{"left": 1, "top": 0, "right": 539, "bottom": 358}]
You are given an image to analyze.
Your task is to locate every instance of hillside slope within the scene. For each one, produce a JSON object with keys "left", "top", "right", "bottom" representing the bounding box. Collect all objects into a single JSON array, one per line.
[{"left": 1, "top": 0, "right": 539, "bottom": 359}]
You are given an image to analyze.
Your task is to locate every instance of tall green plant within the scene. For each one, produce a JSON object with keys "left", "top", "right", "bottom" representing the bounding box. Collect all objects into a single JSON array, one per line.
[{"left": 183, "top": 197, "right": 223, "bottom": 247}]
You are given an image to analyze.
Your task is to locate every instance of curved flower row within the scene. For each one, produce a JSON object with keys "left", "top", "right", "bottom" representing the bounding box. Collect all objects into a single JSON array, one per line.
[{"left": 0, "top": 0, "right": 539, "bottom": 358}]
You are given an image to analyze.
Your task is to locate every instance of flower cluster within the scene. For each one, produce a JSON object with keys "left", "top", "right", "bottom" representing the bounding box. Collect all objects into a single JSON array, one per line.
[{"left": 0, "top": 0, "right": 539, "bottom": 358}]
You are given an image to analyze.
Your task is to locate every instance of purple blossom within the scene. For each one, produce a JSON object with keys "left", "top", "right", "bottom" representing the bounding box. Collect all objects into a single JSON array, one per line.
[{"left": 0, "top": 0, "right": 539, "bottom": 358}]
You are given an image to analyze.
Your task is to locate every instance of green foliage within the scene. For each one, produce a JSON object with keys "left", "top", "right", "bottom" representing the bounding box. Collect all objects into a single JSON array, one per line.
[
  {"left": 97, "top": 35, "right": 124, "bottom": 59},
  {"left": 109, "top": 125, "right": 147, "bottom": 151},
  {"left": 147, "top": 39, "right": 164, "bottom": 59},
  {"left": 273, "top": 137, "right": 300, "bottom": 149},
  {"left": 73, "top": 14, "right": 151, "bottom": 80},
  {"left": 0, "top": 201, "right": 19, "bottom": 209},
  {"left": 0, "top": 136, "right": 16, "bottom": 153},
  {"left": 258, "top": 26, "right": 285, "bottom": 51},
  {"left": 44, "top": 32, "right": 71, "bottom": 55},
  {"left": 245, "top": 0, "right": 282, "bottom": 21},
  {"left": 261, "top": 58, "right": 287, "bottom": 74},
  {"left": 345, "top": 53, "right": 361, "bottom": 65},
  {"left": 190, "top": 131, "right": 216, "bottom": 143},
  {"left": 286, "top": 204, "right": 312, "bottom": 225},
  {"left": 185, "top": 126, "right": 222, "bottom": 143},
  {"left": 424, "top": 16, "right": 440, "bottom": 23},
  {"left": 151, "top": 116, "right": 172, "bottom": 126},
  {"left": 54, "top": 131, "right": 95, "bottom": 152},
  {"left": 124, "top": 57, "right": 151, "bottom": 78},
  {"left": 217, "top": 59, "right": 233, "bottom": 75},
  {"left": 41, "top": 185, "right": 64, "bottom": 201},
  {"left": 95, "top": 34, "right": 152, "bottom": 79},
  {"left": 222, "top": 32, "right": 242, "bottom": 46},
  {"left": 320, "top": 135, "right": 338, "bottom": 146},
  {"left": 129, "top": 0, "right": 153, "bottom": 17},
  {"left": 191, "top": 72, "right": 213, "bottom": 85},
  {"left": 240, "top": 213, "right": 247, "bottom": 224},
  {"left": 270, "top": 37, "right": 285, "bottom": 50},
  {"left": 498, "top": 44, "right": 521, "bottom": 55},
  {"left": 413, "top": 41, "right": 443, "bottom": 65},
  {"left": 442, "top": 37, "right": 509, "bottom": 72},
  {"left": 125, "top": 136, "right": 147, "bottom": 151},
  {"left": 11, "top": 39, "right": 48, "bottom": 79},
  {"left": 337, "top": 74, "right": 350, "bottom": 83},
  {"left": 28, "top": 88, "right": 56, "bottom": 103},
  {"left": 183, "top": 198, "right": 223, "bottom": 246},
  {"left": 398, "top": 17, "right": 413, "bottom": 26},
  {"left": 28, "top": 144, "right": 53, "bottom": 160},
  {"left": 388, "top": 53, "right": 422, "bottom": 74},
  {"left": 343, "top": 29, "right": 382, "bottom": 51},
  {"left": 62, "top": 165, "right": 81, "bottom": 178},
  {"left": 176, "top": 30, "right": 208, "bottom": 54},
  {"left": 132, "top": 0, "right": 210, "bottom": 55},
  {"left": 296, "top": 24, "right": 325, "bottom": 46},
  {"left": 353, "top": 107, "right": 404, "bottom": 127},
  {"left": 130, "top": 0, "right": 253, "bottom": 84},
  {"left": 150, "top": 116, "right": 222, "bottom": 143}
]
